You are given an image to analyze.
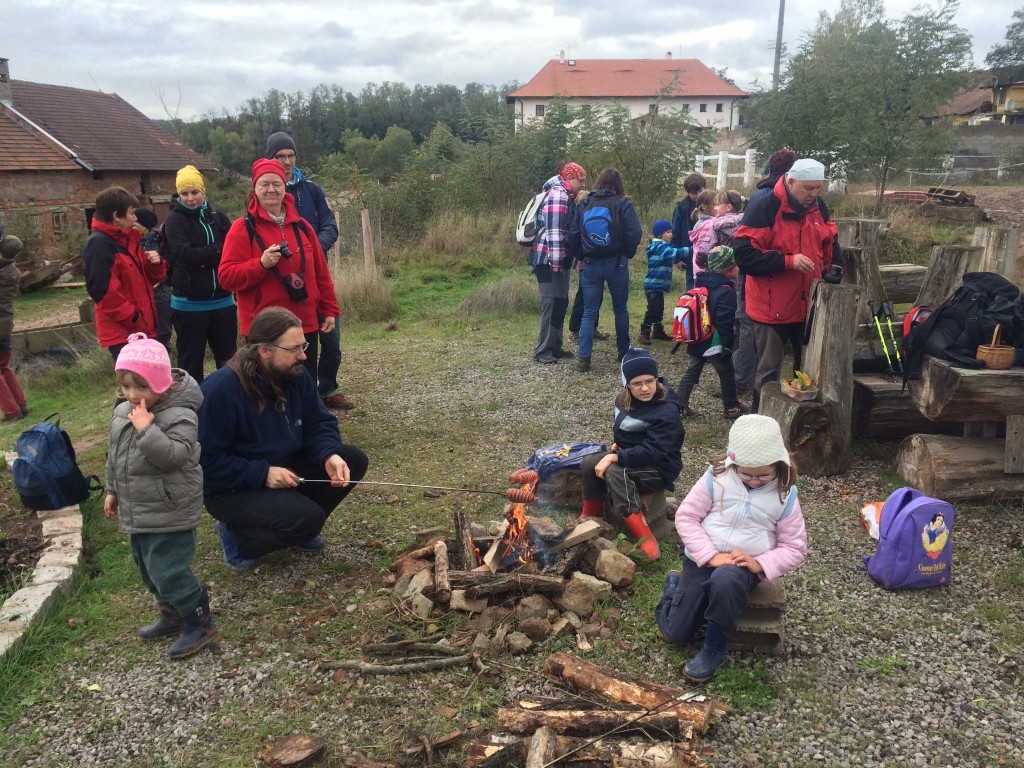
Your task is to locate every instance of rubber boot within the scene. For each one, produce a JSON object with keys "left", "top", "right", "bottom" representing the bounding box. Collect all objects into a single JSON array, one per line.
[
  {"left": 623, "top": 512, "right": 660, "bottom": 561},
  {"left": 138, "top": 604, "right": 183, "bottom": 640},
  {"left": 638, "top": 325, "right": 652, "bottom": 345},
  {"left": 579, "top": 498, "right": 605, "bottom": 520},
  {"left": 683, "top": 621, "right": 729, "bottom": 682},
  {"left": 652, "top": 323, "right": 673, "bottom": 341},
  {"left": 168, "top": 588, "right": 217, "bottom": 659}
]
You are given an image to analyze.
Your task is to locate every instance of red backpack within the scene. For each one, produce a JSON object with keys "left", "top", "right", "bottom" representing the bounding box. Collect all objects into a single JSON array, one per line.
[
  {"left": 672, "top": 287, "right": 714, "bottom": 345},
  {"left": 902, "top": 305, "right": 932, "bottom": 338}
]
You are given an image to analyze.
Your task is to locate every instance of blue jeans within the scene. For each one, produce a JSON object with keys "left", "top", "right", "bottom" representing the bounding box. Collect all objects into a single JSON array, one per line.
[
  {"left": 317, "top": 322, "right": 342, "bottom": 398},
  {"left": 579, "top": 256, "right": 631, "bottom": 360}
]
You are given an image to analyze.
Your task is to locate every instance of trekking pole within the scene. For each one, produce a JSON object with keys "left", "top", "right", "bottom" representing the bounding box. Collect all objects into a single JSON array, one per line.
[
  {"left": 295, "top": 478, "right": 538, "bottom": 504},
  {"left": 867, "top": 299, "right": 896, "bottom": 379},
  {"left": 880, "top": 300, "right": 903, "bottom": 375}
]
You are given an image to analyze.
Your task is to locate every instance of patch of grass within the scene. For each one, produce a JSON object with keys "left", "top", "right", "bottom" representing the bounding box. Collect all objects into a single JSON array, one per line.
[
  {"left": 11, "top": 285, "right": 90, "bottom": 325},
  {"left": 331, "top": 263, "right": 399, "bottom": 323},
  {"left": 709, "top": 657, "right": 780, "bottom": 711},
  {"left": 460, "top": 273, "right": 539, "bottom": 318},
  {"left": 994, "top": 553, "right": 1024, "bottom": 590},
  {"left": 856, "top": 654, "right": 911, "bottom": 675}
]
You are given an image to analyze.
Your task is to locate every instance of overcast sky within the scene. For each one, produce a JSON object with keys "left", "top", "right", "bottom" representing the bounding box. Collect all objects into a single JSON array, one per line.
[{"left": 2, "top": 1, "right": 1017, "bottom": 120}]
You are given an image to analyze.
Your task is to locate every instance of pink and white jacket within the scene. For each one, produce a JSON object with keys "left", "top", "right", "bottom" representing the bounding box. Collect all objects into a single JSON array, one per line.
[
  {"left": 674, "top": 466, "right": 807, "bottom": 582},
  {"left": 693, "top": 212, "right": 744, "bottom": 277}
]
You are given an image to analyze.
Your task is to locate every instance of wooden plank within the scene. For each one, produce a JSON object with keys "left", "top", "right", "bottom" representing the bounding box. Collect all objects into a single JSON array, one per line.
[
  {"left": 896, "top": 434, "right": 1024, "bottom": 501},
  {"left": 915, "top": 245, "right": 984, "bottom": 309},
  {"left": 1006, "top": 415, "right": 1024, "bottom": 474},
  {"left": 878, "top": 263, "right": 927, "bottom": 305},
  {"left": 550, "top": 519, "right": 602, "bottom": 553},
  {"left": 909, "top": 357, "right": 1024, "bottom": 422},
  {"left": 971, "top": 226, "right": 1019, "bottom": 280}
]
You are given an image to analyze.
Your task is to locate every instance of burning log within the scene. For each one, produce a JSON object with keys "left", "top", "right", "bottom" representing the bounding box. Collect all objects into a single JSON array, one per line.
[
  {"left": 498, "top": 706, "right": 692, "bottom": 739},
  {"left": 543, "top": 652, "right": 725, "bottom": 733},
  {"left": 434, "top": 541, "right": 451, "bottom": 604},
  {"left": 448, "top": 571, "right": 565, "bottom": 599}
]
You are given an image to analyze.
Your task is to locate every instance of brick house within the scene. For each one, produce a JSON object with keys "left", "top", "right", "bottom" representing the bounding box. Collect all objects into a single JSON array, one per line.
[
  {"left": 507, "top": 53, "right": 747, "bottom": 130},
  {"left": 0, "top": 57, "right": 213, "bottom": 262}
]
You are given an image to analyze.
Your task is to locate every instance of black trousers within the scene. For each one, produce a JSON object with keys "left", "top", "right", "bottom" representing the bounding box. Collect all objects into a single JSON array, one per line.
[
  {"left": 204, "top": 445, "right": 368, "bottom": 559},
  {"left": 171, "top": 306, "right": 238, "bottom": 383}
]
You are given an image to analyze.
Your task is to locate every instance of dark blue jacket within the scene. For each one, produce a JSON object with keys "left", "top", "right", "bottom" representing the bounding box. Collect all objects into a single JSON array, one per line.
[
  {"left": 568, "top": 188, "right": 643, "bottom": 260},
  {"left": 670, "top": 196, "right": 698, "bottom": 253},
  {"left": 288, "top": 169, "right": 339, "bottom": 254},
  {"left": 688, "top": 271, "right": 737, "bottom": 357},
  {"left": 613, "top": 383, "right": 684, "bottom": 490},
  {"left": 198, "top": 365, "right": 347, "bottom": 496}
]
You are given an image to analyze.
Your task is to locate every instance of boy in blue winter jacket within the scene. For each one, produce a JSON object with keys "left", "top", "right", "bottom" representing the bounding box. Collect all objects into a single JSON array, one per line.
[
  {"left": 641, "top": 220, "right": 692, "bottom": 345},
  {"left": 675, "top": 246, "right": 750, "bottom": 419}
]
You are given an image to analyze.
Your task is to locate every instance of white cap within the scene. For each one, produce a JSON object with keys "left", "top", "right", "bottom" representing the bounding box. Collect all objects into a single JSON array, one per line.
[
  {"left": 786, "top": 158, "right": 826, "bottom": 181},
  {"left": 724, "top": 414, "right": 791, "bottom": 468}
]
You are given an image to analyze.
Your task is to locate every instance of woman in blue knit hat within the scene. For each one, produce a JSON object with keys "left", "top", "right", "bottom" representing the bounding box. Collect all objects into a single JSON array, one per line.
[{"left": 577, "top": 348, "right": 684, "bottom": 560}]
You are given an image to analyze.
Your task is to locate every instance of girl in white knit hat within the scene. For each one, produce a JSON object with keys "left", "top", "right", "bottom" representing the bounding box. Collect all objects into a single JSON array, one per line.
[{"left": 656, "top": 414, "right": 807, "bottom": 682}]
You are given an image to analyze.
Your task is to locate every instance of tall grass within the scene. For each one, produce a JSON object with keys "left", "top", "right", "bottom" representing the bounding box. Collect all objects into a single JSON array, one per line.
[
  {"left": 460, "top": 273, "right": 539, "bottom": 318},
  {"left": 331, "top": 263, "right": 399, "bottom": 323}
]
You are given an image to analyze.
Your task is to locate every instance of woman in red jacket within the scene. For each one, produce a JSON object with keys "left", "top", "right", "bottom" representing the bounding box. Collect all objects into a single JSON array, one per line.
[{"left": 219, "top": 158, "right": 339, "bottom": 377}]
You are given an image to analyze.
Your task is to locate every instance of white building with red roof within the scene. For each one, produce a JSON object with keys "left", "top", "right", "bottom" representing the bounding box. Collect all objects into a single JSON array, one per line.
[{"left": 507, "top": 53, "right": 748, "bottom": 130}]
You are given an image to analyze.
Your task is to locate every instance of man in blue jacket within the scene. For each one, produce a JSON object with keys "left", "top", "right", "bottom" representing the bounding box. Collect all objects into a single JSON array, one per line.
[
  {"left": 266, "top": 132, "right": 354, "bottom": 411},
  {"left": 199, "top": 306, "right": 368, "bottom": 570}
]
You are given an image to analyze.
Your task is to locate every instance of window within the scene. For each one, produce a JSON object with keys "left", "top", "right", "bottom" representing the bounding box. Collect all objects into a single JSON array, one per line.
[
  {"left": 716, "top": 103, "right": 723, "bottom": 113},
  {"left": 699, "top": 103, "right": 707, "bottom": 113},
  {"left": 648, "top": 103, "right": 658, "bottom": 114},
  {"left": 51, "top": 210, "right": 70, "bottom": 233},
  {"left": 535, "top": 104, "right": 545, "bottom": 117}
]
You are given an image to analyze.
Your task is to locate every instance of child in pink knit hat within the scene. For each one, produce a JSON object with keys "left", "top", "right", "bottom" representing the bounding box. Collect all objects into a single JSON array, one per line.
[{"left": 104, "top": 333, "right": 214, "bottom": 659}]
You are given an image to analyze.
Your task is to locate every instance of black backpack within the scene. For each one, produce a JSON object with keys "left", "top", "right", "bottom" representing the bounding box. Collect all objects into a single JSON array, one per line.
[
  {"left": 579, "top": 195, "right": 623, "bottom": 257},
  {"left": 902, "top": 271, "right": 1023, "bottom": 383}
]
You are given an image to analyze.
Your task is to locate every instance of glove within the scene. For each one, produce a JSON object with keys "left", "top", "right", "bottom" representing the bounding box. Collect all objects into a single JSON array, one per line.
[{"left": 823, "top": 264, "right": 844, "bottom": 284}]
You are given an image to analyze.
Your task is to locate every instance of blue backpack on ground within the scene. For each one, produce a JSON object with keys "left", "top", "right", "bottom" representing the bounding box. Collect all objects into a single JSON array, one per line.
[
  {"left": 579, "top": 197, "right": 622, "bottom": 256},
  {"left": 11, "top": 414, "right": 102, "bottom": 511},
  {"left": 864, "top": 487, "right": 954, "bottom": 590},
  {"left": 526, "top": 442, "right": 607, "bottom": 481}
]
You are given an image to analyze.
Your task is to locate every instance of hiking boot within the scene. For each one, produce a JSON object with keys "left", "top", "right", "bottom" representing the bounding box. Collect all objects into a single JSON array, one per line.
[
  {"left": 638, "top": 327, "right": 652, "bottom": 345},
  {"left": 168, "top": 587, "right": 216, "bottom": 659},
  {"left": 534, "top": 352, "right": 558, "bottom": 364},
  {"left": 138, "top": 604, "right": 183, "bottom": 640},
  {"left": 663, "top": 569, "right": 681, "bottom": 598},
  {"left": 214, "top": 521, "right": 260, "bottom": 571},
  {"left": 593, "top": 329, "right": 610, "bottom": 341},
  {"left": 623, "top": 512, "right": 660, "bottom": 561},
  {"left": 682, "top": 622, "right": 728, "bottom": 683},
  {"left": 569, "top": 331, "right": 580, "bottom": 344},
  {"left": 652, "top": 326, "right": 673, "bottom": 341},
  {"left": 552, "top": 349, "right": 574, "bottom": 359},
  {"left": 681, "top": 405, "right": 697, "bottom": 418},
  {"left": 577, "top": 357, "right": 591, "bottom": 372},
  {"left": 322, "top": 393, "right": 356, "bottom": 411},
  {"left": 724, "top": 402, "right": 750, "bottom": 420},
  {"left": 292, "top": 535, "right": 326, "bottom": 553}
]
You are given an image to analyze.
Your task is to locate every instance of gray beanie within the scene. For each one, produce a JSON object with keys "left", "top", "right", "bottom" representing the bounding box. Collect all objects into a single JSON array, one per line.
[
  {"left": 266, "top": 132, "right": 297, "bottom": 158},
  {"left": 724, "top": 414, "right": 790, "bottom": 467}
]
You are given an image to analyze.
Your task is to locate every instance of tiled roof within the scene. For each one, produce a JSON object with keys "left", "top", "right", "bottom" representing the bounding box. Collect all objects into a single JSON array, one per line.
[
  {"left": 938, "top": 86, "right": 993, "bottom": 116},
  {"left": 508, "top": 59, "right": 748, "bottom": 100},
  {"left": 0, "top": 109, "right": 79, "bottom": 171},
  {"left": 9, "top": 80, "right": 214, "bottom": 171}
]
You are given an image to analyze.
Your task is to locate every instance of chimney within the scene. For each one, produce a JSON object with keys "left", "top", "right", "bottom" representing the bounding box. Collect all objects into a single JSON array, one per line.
[
  {"left": 665, "top": 51, "right": 673, "bottom": 59},
  {"left": 559, "top": 50, "right": 565, "bottom": 64},
  {"left": 0, "top": 58, "right": 12, "bottom": 103}
]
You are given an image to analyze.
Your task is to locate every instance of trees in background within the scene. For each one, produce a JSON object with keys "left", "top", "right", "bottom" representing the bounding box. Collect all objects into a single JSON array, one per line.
[
  {"left": 986, "top": 8, "right": 1024, "bottom": 82},
  {"left": 743, "top": 0, "right": 971, "bottom": 202}
]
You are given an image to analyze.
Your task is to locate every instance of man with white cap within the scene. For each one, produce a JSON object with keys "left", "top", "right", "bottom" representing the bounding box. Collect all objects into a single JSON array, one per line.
[{"left": 733, "top": 158, "right": 842, "bottom": 409}]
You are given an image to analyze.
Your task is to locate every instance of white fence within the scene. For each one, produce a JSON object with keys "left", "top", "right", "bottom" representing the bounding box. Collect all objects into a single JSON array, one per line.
[{"left": 695, "top": 149, "right": 847, "bottom": 193}]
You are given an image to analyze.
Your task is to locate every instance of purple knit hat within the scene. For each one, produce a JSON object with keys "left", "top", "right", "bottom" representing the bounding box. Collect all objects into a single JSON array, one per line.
[{"left": 115, "top": 333, "right": 172, "bottom": 393}]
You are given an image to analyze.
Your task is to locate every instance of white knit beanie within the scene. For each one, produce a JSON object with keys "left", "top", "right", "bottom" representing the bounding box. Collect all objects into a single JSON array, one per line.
[{"left": 724, "top": 414, "right": 790, "bottom": 467}]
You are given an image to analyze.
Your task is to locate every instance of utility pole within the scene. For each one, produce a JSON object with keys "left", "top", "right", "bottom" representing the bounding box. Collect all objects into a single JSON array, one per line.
[{"left": 772, "top": 0, "right": 786, "bottom": 90}]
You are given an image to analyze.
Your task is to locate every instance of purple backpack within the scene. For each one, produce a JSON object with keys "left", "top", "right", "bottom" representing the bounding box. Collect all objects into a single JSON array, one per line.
[{"left": 864, "top": 487, "right": 954, "bottom": 590}]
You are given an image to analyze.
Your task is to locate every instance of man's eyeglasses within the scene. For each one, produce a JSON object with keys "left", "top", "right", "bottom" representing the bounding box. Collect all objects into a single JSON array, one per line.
[
  {"left": 270, "top": 342, "right": 309, "bottom": 355},
  {"left": 737, "top": 470, "right": 777, "bottom": 483},
  {"left": 627, "top": 378, "right": 658, "bottom": 391}
]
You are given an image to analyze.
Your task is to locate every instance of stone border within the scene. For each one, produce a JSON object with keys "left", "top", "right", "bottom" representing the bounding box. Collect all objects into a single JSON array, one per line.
[{"left": 0, "top": 451, "right": 84, "bottom": 664}]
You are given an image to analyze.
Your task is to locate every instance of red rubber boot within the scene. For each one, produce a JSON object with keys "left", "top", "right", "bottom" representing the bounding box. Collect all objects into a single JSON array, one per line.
[
  {"left": 579, "top": 498, "right": 604, "bottom": 519},
  {"left": 623, "top": 512, "right": 660, "bottom": 561}
]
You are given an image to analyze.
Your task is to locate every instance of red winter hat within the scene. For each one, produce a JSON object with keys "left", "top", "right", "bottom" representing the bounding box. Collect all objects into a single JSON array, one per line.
[
  {"left": 251, "top": 157, "right": 286, "bottom": 186},
  {"left": 560, "top": 162, "right": 586, "bottom": 181}
]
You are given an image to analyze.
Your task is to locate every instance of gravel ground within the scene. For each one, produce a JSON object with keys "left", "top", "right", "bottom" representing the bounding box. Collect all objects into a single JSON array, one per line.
[{"left": 3, "top": 325, "right": 1023, "bottom": 768}]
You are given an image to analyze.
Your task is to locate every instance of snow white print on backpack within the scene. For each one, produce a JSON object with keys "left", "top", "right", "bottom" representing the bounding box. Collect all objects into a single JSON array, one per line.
[
  {"left": 863, "top": 487, "right": 954, "bottom": 590},
  {"left": 12, "top": 414, "right": 102, "bottom": 511}
]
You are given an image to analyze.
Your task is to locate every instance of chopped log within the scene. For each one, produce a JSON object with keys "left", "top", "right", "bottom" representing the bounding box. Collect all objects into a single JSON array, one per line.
[
  {"left": 852, "top": 374, "right": 961, "bottom": 439},
  {"left": 434, "top": 541, "right": 451, "bottom": 604},
  {"left": 971, "top": 226, "right": 1019, "bottom": 280},
  {"left": 895, "top": 434, "right": 1024, "bottom": 501},
  {"left": 455, "top": 510, "right": 479, "bottom": 570},
  {"left": 1006, "top": 415, "right": 1024, "bottom": 474},
  {"left": 550, "top": 519, "right": 603, "bottom": 553},
  {"left": 497, "top": 707, "right": 690, "bottom": 739},
  {"left": 447, "top": 571, "right": 565, "bottom": 598},
  {"left": 915, "top": 245, "right": 984, "bottom": 310},
  {"left": 390, "top": 536, "right": 443, "bottom": 569},
  {"left": 482, "top": 520, "right": 510, "bottom": 573},
  {"left": 262, "top": 733, "right": 328, "bottom": 768},
  {"left": 909, "top": 356, "right": 1024, "bottom": 422},
  {"left": 542, "top": 652, "right": 722, "bottom": 733},
  {"left": 879, "top": 263, "right": 927, "bottom": 305},
  {"left": 524, "top": 726, "right": 559, "bottom": 768}
]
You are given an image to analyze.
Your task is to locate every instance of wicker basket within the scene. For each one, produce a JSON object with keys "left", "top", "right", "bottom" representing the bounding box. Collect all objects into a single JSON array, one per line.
[{"left": 976, "top": 325, "right": 1016, "bottom": 370}]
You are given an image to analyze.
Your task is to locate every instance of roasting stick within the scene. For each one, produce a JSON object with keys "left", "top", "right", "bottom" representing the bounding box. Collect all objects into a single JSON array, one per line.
[{"left": 296, "top": 478, "right": 537, "bottom": 504}]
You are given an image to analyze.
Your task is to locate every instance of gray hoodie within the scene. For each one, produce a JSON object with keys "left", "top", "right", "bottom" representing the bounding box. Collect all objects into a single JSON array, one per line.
[{"left": 106, "top": 369, "right": 204, "bottom": 534}]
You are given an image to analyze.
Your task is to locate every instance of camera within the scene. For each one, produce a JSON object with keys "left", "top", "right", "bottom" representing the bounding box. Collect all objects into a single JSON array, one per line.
[
  {"left": 281, "top": 271, "right": 308, "bottom": 303},
  {"left": 822, "top": 264, "right": 844, "bottom": 284},
  {"left": 278, "top": 241, "right": 292, "bottom": 259}
]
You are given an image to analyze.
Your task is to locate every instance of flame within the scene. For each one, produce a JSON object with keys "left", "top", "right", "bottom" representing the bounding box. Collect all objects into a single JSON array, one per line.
[{"left": 501, "top": 480, "right": 537, "bottom": 565}]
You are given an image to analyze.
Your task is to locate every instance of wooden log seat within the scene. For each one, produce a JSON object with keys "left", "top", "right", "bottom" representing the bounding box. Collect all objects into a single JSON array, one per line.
[
  {"left": 852, "top": 374, "right": 961, "bottom": 440},
  {"left": 909, "top": 357, "right": 1024, "bottom": 422},
  {"left": 895, "top": 434, "right": 1024, "bottom": 501},
  {"left": 878, "top": 263, "right": 927, "bottom": 305}
]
